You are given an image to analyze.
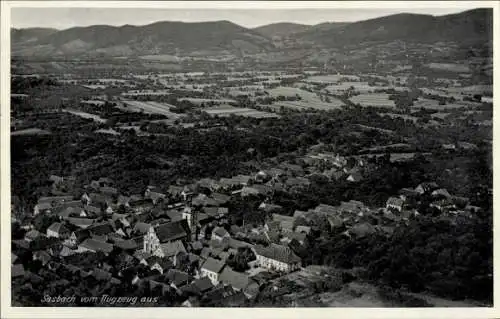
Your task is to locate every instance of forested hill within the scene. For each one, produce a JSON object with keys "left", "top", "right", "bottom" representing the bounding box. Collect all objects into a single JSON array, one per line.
[{"left": 11, "top": 8, "right": 492, "bottom": 58}]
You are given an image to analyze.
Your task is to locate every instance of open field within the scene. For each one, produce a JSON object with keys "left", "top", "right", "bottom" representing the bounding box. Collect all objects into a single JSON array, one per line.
[
  {"left": 121, "top": 90, "right": 172, "bottom": 97},
  {"left": 325, "top": 82, "right": 377, "bottom": 94},
  {"left": 378, "top": 113, "right": 418, "bottom": 123},
  {"left": 203, "top": 105, "right": 279, "bottom": 118},
  {"left": 11, "top": 128, "right": 51, "bottom": 136},
  {"left": 178, "top": 98, "right": 237, "bottom": 106},
  {"left": 425, "top": 63, "right": 470, "bottom": 73},
  {"left": 412, "top": 98, "right": 469, "bottom": 111},
  {"left": 62, "top": 109, "right": 107, "bottom": 123},
  {"left": 118, "top": 100, "right": 182, "bottom": 118},
  {"left": 267, "top": 86, "right": 345, "bottom": 110},
  {"left": 349, "top": 93, "right": 396, "bottom": 109},
  {"left": 445, "top": 85, "right": 493, "bottom": 96},
  {"left": 303, "top": 74, "right": 361, "bottom": 84}
]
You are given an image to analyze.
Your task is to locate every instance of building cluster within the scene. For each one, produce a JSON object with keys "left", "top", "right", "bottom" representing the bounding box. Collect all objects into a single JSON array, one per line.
[{"left": 11, "top": 152, "right": 482, "bottom": 306}]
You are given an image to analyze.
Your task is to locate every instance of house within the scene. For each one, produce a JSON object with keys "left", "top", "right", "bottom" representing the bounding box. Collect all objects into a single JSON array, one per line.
[
  {"left": 252, "top": 243, "right": 301, "bottom": 272},
  {"left": 280, "top": 232, "right": 307, "bottom": 245},
  {"left": 153, "top": 240, "right": 186, "bottom": 258},
  {"left": 240, "top": 186, "right": 261, "bottom": 197},
  {"left": 201, "top": 284, "right": 247, "bottom": 307},
  {"left": 145, "top": 188, "right": 167, "bottom": 204},
  {"left": 12, "top": 264, "right": 25, "bottom": 278},
  {"left": 78, "top": 238, "right": 114, "bottom": 255},
  {"left": 431, "top": 188, "right": 452, "bottom": 199},
  {"left": 218, "top": 267, "right": 259, "bottom": 298},
  {"left": 346, "top": 171, "right": 363, "bottom": 183},
  {"left": 66, "top": 217, "right": 96, "bottom": 229},
  {"left": 192, "top": 194, "right": 218, "bottom": 207},
  {"left": 212, "top": 193, "right": 231, "bottom": 205},
  {"left": 415, "top": 182, "right": 439, "bottom": 194},
  {"left": 181, "top": 277, "right": 214, "bottom": 296},
  {"left": 67, "top": 229, "right": 90, "bottom": 247},
  {"left": 87, "top": 222, "right": 115, "bottom": 240},
  {"left": 259, "top": 203, "right": 283, "bottom": 214},
  {"left": 133, "top": 222, "right": 152, "bottom": 236},
  {"left": 33, "top": 250, "right": 52, "bottom": 266},
  {"left": 272, "top": 214, "right": 295, "bottom": 233},
  {"left": 295, "top": 225, "right": 311, "bottom": 235},
  {"left": 100, "top": 186, "right": 118, "bottom": 196},
  {"left": 211, "top": 227, "right": 230, "bottom": 241},
  {"left": 46, "top": 222, "right": 70, "bottom": 239},
  {"left": 165, "top": 269, "right": 191, "bottom": 290},
  {"left": 143, "top": 220, "right": 190, "bottom": 254},
  {"left": 150, "top": 258, "right": 174, "bottom": 274},
  {"left": 386, "top": 197, "right": 404, "bottom": 212},
  {"left": 24, "top": 229, "right": 42, "bottom": 242},
  {"left": 200, "top": 257, "right": 226, "bottom": 285},
  {"left": 129, "top": 199, "right": 154, "bottom": 214},
  {"left": 33, "top": 202, "right": 52, "bottom": 216}
]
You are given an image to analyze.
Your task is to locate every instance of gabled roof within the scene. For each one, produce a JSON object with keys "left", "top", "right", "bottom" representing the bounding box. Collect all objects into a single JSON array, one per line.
[
  {"left": 72, "top": 229, "right": 90, "bottom": 242},
  {"left": 88, "top": 222, "right": 115, "bottom": 236},
  {"left": 219, "top": 267, "right": 252, "bottom": 291},
  {"left": 192, "top": 277, "right": 214, "bottom": 292},
  {"left": 47, "top": 222, "right": 69, "bottom": 234},
  {"left": 386, "top": 197, "right": 404, "bottom": 207},
  {"left": 212, "top": 193, "right": 231, "bottom": 205},
  {"left": 133, "top": 222, "right": 151, "bottom": 235},
  {"left": 67, "top": 217, "right": 96, "bottom": 229},
  {"left": 12, "top": 264, "right": 25, "bottom": 277},
  {"left": 158, "top": 240, "right": 186, "bottom": 258},
  {"left": 253, "top": 243, "right": 301, "bottom": 264},
  {"left": 165, "top": 269, "right": 190, "bottom": 287},
  {"left": 79, "top": 238, "right": 113, "bottom": 254},
  {"left": 212, "top": 227, "right": 229, "bottom": 238},
  {"left": 154, "top": 220, "right": 189, "bottom": 243},
  {"left": 201, "top": 257, "right": 225, "bottom": 274},
  {"left": 114, "top": 239, "right": 139, "bottom": 251},
  {"left": 60, "top": 246, "right": 76, "bottom": 257}
]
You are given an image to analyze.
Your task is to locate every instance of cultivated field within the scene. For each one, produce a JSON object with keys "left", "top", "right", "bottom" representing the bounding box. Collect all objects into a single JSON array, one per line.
[
  {"left": 267, "top": 86, "right": 345, "bottom": 110},
  {"left": 203, "top": 105, "right": 279, "bottom": 118},
  {"left": 349, "top": 93, "right": 396, "bottom": 109},
  {"left": 63, "top": 109, "right": 107, "bottom": 123},
  {"left": 412, "top": 98, "right": 468, "bottom": 111},
  {"left": 119, "top": 100, "right": 182, "bottom": 118},
  {"left": 178, "top": 98, "right": 237, "bottom": 106},
  {"left": 11, "top": 128, "right": 51, "bottom": 136},
  {"left": 303, "top": 74, "right": 361, "bottom": 84},
  {"left": 425, "top": 63, "right": 470, "bottom": 73}
]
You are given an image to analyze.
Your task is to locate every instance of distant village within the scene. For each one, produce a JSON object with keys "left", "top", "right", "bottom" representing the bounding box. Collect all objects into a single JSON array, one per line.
[{"left": 11, "top": 149, "right": 482, "bottom": 307}]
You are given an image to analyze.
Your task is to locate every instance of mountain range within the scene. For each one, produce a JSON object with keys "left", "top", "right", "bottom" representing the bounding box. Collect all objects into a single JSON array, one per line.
[{"left": 11, "top": 8, "right": 492, "bottom": 58}]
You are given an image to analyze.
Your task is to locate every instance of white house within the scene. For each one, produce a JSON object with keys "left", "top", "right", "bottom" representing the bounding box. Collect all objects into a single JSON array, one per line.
[
  {"left": 200, "top": 257, "right": 225, "bottom": 285},
  {"left": 252, "top": 243, "right": 301, "bottom": 273}
]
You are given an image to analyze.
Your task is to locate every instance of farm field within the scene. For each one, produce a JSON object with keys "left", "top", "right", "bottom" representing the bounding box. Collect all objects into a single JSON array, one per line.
[
  {"left": 121, "top": 90, "right": 171, "bottom": 97},
  {"left": 349, "top": 93, "right": 396, "bottom": 109},
  {"left": 203, "top": 105, "right": 279, "bottom": 118},
  {"left": 118, "top": 100, "right": 182, "bottom": 118},
  {"left": 425, "top": 63, "right": 470, "bottom": 73},
  {"left": 445, "top": 85, "right": 493, "bottom": 96},
  {"left": 11, "top": 128, "right": 51, "bottom": 136},
  {"left": 412, "top": 98, "right": 468, "bottom": 111},
  {"left": 178, "top": 98, "right": 237, "bottom": 106},
  {"left": 325, "top": 82, "right": 377, "bottom": 94},
  {"left": 62, "top": 109, "right": 107, "bottom": 123},
  {"left": 303, "top": 74, "right": 361, "bottom": 84},
  {"left": 267, "top": 86, "right": 345, "bottom": 110},
  {"left": 378, "top": 113, "right": 418, "bottom": 123}
]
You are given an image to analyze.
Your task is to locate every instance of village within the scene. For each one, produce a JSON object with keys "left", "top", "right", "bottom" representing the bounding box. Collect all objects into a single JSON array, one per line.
[{"left": 11, "top": 147, "right": 483, "bottom": 307}]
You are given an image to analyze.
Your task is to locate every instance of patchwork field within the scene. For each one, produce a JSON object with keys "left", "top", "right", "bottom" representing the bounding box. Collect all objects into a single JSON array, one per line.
[
  {"left": 203, "top": 105, "right": 279, "bottom": 118},
  {"left": 412, "top": 98, "right": 468, "bottom": 111},
  {"left": 425, "top": 63, "right": 470, "bottom": 73},
  {"left": 11, "top": 128, "right": 51, "bottom": 136},
  {"left": 178, "top": 98, "right": 237, "bottom": 106},
  {"left": 267, "top": 86, "right": 345, "bottom": 110},
  {"left": 118, "top": 100, "right": 182, "bottom": 118},
  {"left": 303, "top": 74, "right": 361, "bottom": 84},
  {"left": 349, "top": 93, "right": 396, "bottom": 109}
]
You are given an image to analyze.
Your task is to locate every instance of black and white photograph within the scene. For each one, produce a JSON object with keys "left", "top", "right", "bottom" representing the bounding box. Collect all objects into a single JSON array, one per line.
[{"left": 2, "top": 0, "right": 497, "bottom": 316}]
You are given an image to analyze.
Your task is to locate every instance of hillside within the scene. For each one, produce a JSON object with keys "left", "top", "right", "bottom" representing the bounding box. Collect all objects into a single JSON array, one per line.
[
  {"left": 11, "top": 28, "right": 59, "bottom": 43},
  {"left": 296, "top": 9, "right": 493, "bottom": 47},
  {"left": 11, "top": 20, "right": 274, "bottom": 58},
  {"left": 253, "top": 22, "right": 311, "bottom": 38},
  {"left": 11, "top": 8, "right": 493, "bottom": 58}
]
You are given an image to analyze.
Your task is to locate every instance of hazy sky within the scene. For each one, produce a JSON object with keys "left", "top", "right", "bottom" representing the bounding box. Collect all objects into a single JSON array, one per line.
[{"left": 12, "top": 7, "right": 481, "bottom": 30}]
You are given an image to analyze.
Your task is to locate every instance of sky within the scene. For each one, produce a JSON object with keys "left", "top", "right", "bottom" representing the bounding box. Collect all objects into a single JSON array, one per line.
[{"left": 11, "top": 7, "right": 482, "bottom": 30}]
